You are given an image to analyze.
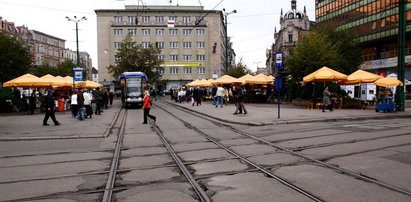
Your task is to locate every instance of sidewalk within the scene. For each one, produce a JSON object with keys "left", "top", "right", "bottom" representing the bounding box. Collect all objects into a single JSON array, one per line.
[
  {"left": 0, "top": 101, "right": 121, "bottom": 140},
  {"left": 161, "top": 99, "right": 411, "bottom": 126}
]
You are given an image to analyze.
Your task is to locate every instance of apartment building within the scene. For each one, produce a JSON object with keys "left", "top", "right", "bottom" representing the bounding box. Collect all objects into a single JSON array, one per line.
[
  {"left": 95, "top": 5, "right": 228, "bottom": 89},
  {"left": 315, "top": 0, "right": 411, "bottom": 81}
]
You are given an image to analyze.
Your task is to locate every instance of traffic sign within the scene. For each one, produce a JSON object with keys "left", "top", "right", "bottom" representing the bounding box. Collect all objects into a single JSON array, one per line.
[
  {"left": 73, "top": 67, "right": 84, "bottom": 82},
  {"left": 275, "top": 52, "right": 284, "bottom": 69}
]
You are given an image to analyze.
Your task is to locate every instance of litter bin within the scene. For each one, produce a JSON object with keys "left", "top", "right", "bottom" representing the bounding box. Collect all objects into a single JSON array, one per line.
[{"left": 58, "top": 99, "right": 65, "bottom": 112}]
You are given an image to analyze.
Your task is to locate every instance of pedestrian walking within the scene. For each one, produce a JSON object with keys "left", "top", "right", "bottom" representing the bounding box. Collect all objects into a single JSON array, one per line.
[
  {"left": 93, "top": 87, "right": 103, "bottom": 115},
  {"left": 109, "top": 90, "right": 114, "bottom": 106},
  {"left": 233, "top": 86, "right": 247, "bottom": 115},
  {"left": 142, "top": 90, "right": 156, "bottom": 124},
  {"left": 70, "top": 90, "right": 78, "bottom": 118},
  {"left": 43, "top": 90, "right": 60, "bottom": 126},
  {"left": 83, "top": 90, "right": 93, "bottom": 119},
  {"left": 103, "top": 89, "right": 109, "bottom": 109},
  {"left": 29, "top": 90, "right": 37, "bottom": 114},
  {"left": 77, "top": 89, "right": 85, "bottom": 120},
  {"left": 322, "top": 86, "right": 333, "bottom": 112},
  {"left": 215, "top": 85, "right": 225, "bottom": 108},
  {"left": 211, "top": 86, "right": 217, "bottom": 105}
]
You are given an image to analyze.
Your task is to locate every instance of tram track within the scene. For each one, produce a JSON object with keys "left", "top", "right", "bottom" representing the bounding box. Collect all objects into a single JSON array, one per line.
[
  {"left": 154, "top": 102, "right": 324, "bottom": 202},
  {"left": 158, "top": 101, "right": 411, "bottom": 197}
]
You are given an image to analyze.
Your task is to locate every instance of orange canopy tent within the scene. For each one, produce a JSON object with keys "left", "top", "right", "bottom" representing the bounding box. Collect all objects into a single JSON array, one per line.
[
  {"left": 186, "top": 79, "right": 201, "bottom": 87},
  {"left": 3, "top": 73, "right": 50, "bottom": 88},
  {"left": 374, "top": 77, "right": 403, "bottom": 87},
  {"left": 245, "top": 73, "right": 274, "bottom": 85},
  {"left": 40, "top": 74, "right": 69, "bottom": 87},
  {"left": 303, "top": 66, "right": 348, "bottom": 83},
  {"left": 76, "top": 80, "right": 103, "bottom": 89},
  {"left": 338, "top": 70, "right": 382, "bottom": 85},
  {"left": 211, "top": 75, "right": 241, "bottom": 85}
]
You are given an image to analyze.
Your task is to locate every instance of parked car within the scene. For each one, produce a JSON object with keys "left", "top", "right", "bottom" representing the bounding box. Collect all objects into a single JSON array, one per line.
[{"left": 114, "top": 90, "right": 122, "bottom": 97}]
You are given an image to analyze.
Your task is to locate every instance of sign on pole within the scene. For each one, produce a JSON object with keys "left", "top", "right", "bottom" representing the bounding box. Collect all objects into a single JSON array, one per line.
[
  {"left": 73, "top": 67, "right": 84, "bottom": 82},
  {"left": 275, "top": 52, "right": 284, "bottom": 69},
  {"left": 274, "top": 52, "right": 284, "bottom": 119}
]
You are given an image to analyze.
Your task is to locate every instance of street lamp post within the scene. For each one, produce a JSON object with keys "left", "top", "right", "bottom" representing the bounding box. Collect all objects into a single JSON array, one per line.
[
  {"left": 66, "top": 16, "right": 87, "bottom": 88},
  {"left": 223, "top": 9, "right": 236, "bottom": 73}
]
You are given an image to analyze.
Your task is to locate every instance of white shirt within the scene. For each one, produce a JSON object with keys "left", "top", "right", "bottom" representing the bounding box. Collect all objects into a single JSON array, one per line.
[
  {"left": 216, "top": 87, "right": 225, "bottom": 97},
  {"left": 83, "top": 92, "right": 92, "bottom": 105},
  {"left": 71, "top": 94, "right": 78, "bottom": 105}
]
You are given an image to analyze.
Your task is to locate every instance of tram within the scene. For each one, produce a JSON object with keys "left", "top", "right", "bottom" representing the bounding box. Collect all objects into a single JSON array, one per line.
[{"left": 117, "top": 72, "right": 148, "bottom": 108}]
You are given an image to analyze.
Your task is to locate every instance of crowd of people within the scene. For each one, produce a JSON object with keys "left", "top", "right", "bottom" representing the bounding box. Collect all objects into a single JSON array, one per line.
[
  {"left": 168, "top": 85, "right": 248, "bottom": 115},
  {"left": 40, "top": 87, "right": 114, "bottom": 126}
]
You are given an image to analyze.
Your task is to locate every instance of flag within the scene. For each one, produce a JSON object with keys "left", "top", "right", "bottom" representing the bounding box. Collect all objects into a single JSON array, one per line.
[{"left": 167, "top": 20, "right": 175, "bottom": 28}]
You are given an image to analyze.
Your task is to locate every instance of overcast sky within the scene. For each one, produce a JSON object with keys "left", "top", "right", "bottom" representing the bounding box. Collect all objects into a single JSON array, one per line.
[{"left": 0, "top": 0, "right": 315, "bottom": 72}]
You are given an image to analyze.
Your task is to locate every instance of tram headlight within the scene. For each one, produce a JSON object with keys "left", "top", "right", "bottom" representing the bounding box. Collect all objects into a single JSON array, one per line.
[{"left": 136, "top": 97, "right": 142, "bottom": 102}]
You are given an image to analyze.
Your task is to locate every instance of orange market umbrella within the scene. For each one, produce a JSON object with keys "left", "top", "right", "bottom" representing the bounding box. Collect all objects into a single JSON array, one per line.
[
  {"left": 186, "top": 79, "right": 201, "bottom": 87},
  {"left": 76, "top": 80, "right": 103, "bottom": 89},
  {"left": 245, "top": 73, "right": 274, "bottom": 84},
  {"left": 238, "top": 74, "right": 255, "bottom": 85},
  {"left": 3, "top": 73, "right": 50, "bottom": 88},
  {"left": 374, "top": 77, "right": 403, "bottom": 87},
  {"left": 211, "top": 75, "right": 241, "bottom": 85},
  {"left": 197, "top": 79, "right": 213, "bottom": 87},
  {"left": 338, "top": 70, "right": 382, "bottom": 85},
  {"left": 40, "top": 74, "right": 68, "bottom": 87},
  {"left": 303, "top": 66, "right": 348, "bottom": 83}
]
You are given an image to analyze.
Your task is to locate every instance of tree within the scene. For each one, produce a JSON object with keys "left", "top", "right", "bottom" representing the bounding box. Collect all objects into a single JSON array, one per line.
[
  {"left": 30, "top": 60, "right": 77, "bottom": 77},
  {"left": 285, "top": 27, "right": 362, "bottom": 99},
  {"left": 226, "top": 58, "right": 251, "bottom": 78},
  {"left": 0, "top": 32, "right": 33, "bottom": 83},
  {"left": 30, "top": 63, "right": 56, "bottom": 77},
  {"left": 108, "top": 35, "right": 164, "bottom": 84}
]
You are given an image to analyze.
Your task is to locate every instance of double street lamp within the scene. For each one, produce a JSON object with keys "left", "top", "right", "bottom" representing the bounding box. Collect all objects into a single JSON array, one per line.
[
  {"left": 66, "top": 16, "right": 87, "bottom": 88},
  {"left": 223, "top": 9, "right": 237, "bottom": 73}
]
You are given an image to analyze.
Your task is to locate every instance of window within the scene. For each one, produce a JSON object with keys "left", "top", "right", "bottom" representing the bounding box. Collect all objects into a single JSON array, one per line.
[
  {"left": 128, "top": 16, "right": 136, "bottom": 25},
  {"left": 183, "top": 42, "right": 192, "bottom": 48},
  {"left": 288, "top": 34, "right": 293, "bottom": 43},
  {"left": 158, "top": 55, "right": 164, "bottom": 61},
  {"left": 155, "top": 16, "right": 164, "bottom": 23},
  {"left": 128, "top": 29, "right": 136, "bottom": 35},
  {"left": 169, "top": 55, "right": 178, "bottom": 61},
  {"left": 114, "top": 29, "right": 123, "bottom": 35},
  {"left": 142, "top": 16, "right": 150, "bottom": 23},
  {"left": 114, "top": 16, "right": 122, "bottom": 23},
  {"left": 156, "top": 29, "right": 164, "bottom": 35},
  {"left": 156, "top": 42, "right": 164, "bottom": 48},
  {"left": 197, "top": 67, "right": 205, "bottom": 74},
  {"left": 195, "top": 16, "right": 204, "bottom": 25},
  {"left": 169, "top": 29, "right": 178, "bottom": 35},
  {"left": 183, "top": 29, "right": 192, "bottom": 35},
  {"left": 115, "top": 56, "right": 121, "bottom": 62},
  {"left": 183, "top": 55, "right": 192, "bottom": 61},
  {"left": 184, "top": 67, "right": 192, "bottom": 74},
  {"left": 169, "top": 16, "right": 177, "bottom": 21},
  {"left": 196, "top": 42, "right": 205, "bottom": 48},
  {"left": 196, "top": 29, "right": 205, "bottom": 35},
  {"left": 170, "top": 42, "right": 178, "bottom": 48},
  {"left": 142, "top": 29, "right": 150, "bottom": 35},
  {"left": 196, "top": 55, "right": 205, "bottom": 61},
  {"left": 170, "top": 67, "right": 178, "bottom": 74},
  {"left": 142, "top": 42, "right": 150, "bottom": 48},
  {"left": 183, "top": 16, "right": 191, "bottom": 24},
  {"left": 113, "top": 42, "right": 121, "bottom": 49}
]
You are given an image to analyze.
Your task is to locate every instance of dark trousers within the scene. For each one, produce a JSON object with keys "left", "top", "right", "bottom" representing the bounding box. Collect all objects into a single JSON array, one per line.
[
  {"left": 322, "top": 104, "right": 333, "bottom": 112},
  {"left": 143, "top": 108, "right": 156, "bottom": 123},
  {"left": 30, "top": 103, "right": 36, "bottom": 114},
  {"left": 43, "top": 108, "right": 59, "bottom": 125},
  {"left": 234, "top": 102, "right": 247, "bottom": 114},
  {"left": 71, "top": 105, "right": 78, "bottom": 117},
  {"left": 95, "top": 101, "right": 102, "bottom": 115}
]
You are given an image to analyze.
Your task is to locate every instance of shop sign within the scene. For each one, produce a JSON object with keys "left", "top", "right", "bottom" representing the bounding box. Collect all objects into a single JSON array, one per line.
[{"left": 163, "top": 62, "right": 204, "bottom": 67}]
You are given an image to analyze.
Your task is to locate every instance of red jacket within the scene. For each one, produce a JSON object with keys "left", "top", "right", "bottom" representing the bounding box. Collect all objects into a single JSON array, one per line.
[{"left": 143, "top": 95, "right": 151, "bottom": 109}]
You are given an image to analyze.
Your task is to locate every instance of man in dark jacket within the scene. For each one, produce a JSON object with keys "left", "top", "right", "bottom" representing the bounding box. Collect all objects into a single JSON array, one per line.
[
  {"left": 93, "top": 87, "right": 103, "bottom": 115},
  {"left": 77, "top": 89, "right": 85, "bottom": 120},
  {"left": 43, "top": 90, "right": 60, "bottom": 126},
  {"left": 233, "top": 86, "right": 247, "bottom": 115}
]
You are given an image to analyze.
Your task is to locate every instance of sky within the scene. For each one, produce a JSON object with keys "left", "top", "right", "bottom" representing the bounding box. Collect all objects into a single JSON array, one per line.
[{"left": 0, "top": 0, "right": 315, "bottom": 72}]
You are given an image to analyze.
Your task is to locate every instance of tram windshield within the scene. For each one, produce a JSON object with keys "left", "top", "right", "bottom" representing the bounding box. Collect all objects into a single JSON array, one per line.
[{"left": 126, "top": 78, "right": 142, "bottom": 97}]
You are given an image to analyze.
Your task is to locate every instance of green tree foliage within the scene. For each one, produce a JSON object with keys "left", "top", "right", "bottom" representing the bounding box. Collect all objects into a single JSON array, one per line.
[
  {"left": 226, "top": 58, "right": 251, "bottom": 78},
  {"left": 0, "top": 32, "right": 33, "bottom": 83},
  {"left": 30, "top": 60, "right": 76, "bottom": 77},
  {"left": 108, "top": 35, "right": 164, "bottom": 84},
  {"left": 285, "top": 27, "right": 361, "bottom": 99}
]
